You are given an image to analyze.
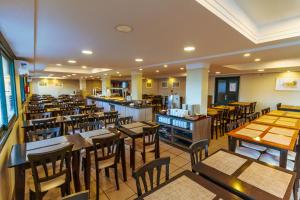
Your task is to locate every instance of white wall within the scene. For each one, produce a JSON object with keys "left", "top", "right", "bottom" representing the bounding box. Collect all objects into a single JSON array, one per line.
[{"left": 210, "top": 72, "right": 300, "bottom": 112}]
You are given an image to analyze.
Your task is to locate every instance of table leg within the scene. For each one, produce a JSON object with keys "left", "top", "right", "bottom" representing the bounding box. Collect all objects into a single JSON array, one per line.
[
  {"left": 132, "top": 138, "right": 136, "bottom": 175},
  {"left": 120, "top": 139, "right": 127, "bottom": 181},
  {"left": 84, "top": 149, "right": 91, "bottom": 190},
  {"left": 72, "top": 151, "right": 81, "bottom": 192},
  {"left": 228, "top": 137, "right": 237, "bottom": 152},
  {"left": 279, "top": 150, "right": 288, "bottom": 168},
  {"left": 15, "top": 165, "right": 25, "bottom": 200}
]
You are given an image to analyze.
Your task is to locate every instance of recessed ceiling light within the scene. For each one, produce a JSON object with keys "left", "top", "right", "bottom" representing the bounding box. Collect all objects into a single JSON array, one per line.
[
  {"left": 81, "top": 65, "right": 87, "bottom": 69},
  {"left": 67, "top": 75, "right": 71, "bottom": 77},
  {"left": 115, "top": 25, "right": 133, "bottom": 33},
  {"left": 68, "top": 60, "right": 77, "bottom": 64},
  {"left": 254, "top": 58, "right": 261, "bottom": 62},
  {"left": 72, "top": 74, "right": 76, "bottom": 76},
  {"left": 156, "top": 70, "right": 159, "bottom": 73},
  {"left": 116, "top": 71, "right": 120, "bottom": 74},
  {"left": 90, "top": 76, "right": 93, "bottom": 77},
  {"left": 139, "top": 68, "right": 143, "bottom": 71},
  {"left": 184, "top": 46, "right": 195, "bottom": 52},
  {"left": 164, "top": 65, "right": 168, "bottom": 68},
  {"left": 62, "top": 76, "right": 66, "bottom": 78},
  {"left": 180, "top": 67, "right": 184, "bottom": 70},
  {"left": 258, "top": 69, "right": 264, "bottom": 72},
  {"left": 81, "top": 50, "right": 93, "bottom": 55},
  {"left": 104, "top": 73, "right": 108, "bottom": 76},
  {"left": 56, "top": 63, "right": 62, "bottom": 66},
  {"left": 243, "top": 53, "right": 251, "bottom": 57},
  {"left": 135, "top": 58, "right": 143, "bottom": 62},
  {"left": 215, "top": 71, "right": 221, "bottom": 74}
]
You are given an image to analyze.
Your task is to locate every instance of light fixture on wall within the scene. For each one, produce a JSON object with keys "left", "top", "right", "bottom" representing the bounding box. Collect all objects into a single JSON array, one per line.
[
  {"left": 243, "top": 53, "right": 251, "bottom": 57},
  {"left": 180, "top": 67, "right": 184, "bottom": 70},
  {"left": 81, "top": 65, "right": 87, "bottom": 69},
  {"left": 135, "top": 58, "right": 143, "bottom": 62},
  {"left": 56, "top": 63, "right": 62, "bottom": 66},
  {"left": 156, "top": 70, "right": 159, "bottom": 73},
  {"left": 184, "top": 46, "right": 195, "bottom": 52},
  {"left": 115, "top": 25, "right": 133, "bottom": 33},
  {"left": 258, "top": 69, "right": 264, "bottom": 72},
  {"left": 164, "top": 65, "right": 168, "bottom": 68},
  {"left": 81, "top": 50, "right": 93, "bottom": 55},
  {"left": 68, "top": 60, "right": 77, "bottom": 64},
  {"left": 215, "top": 71, "right": 221, "bottom": 74},
  {"left": 254, "top": 58, "right": 261, "bottom": 62}
]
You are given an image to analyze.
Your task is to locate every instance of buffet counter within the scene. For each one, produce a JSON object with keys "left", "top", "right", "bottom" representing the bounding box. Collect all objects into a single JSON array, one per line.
[{"left": 86, "top": 96, "right": 153, "bottom": 121}]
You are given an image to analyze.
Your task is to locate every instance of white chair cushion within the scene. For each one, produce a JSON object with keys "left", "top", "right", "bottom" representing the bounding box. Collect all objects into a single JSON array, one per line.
[
  {"left": 259, "top": 153, "right": 295, "bottom": 171},
  {"left": 241, "top": 142, "right": 267, "bottom": 152},
  {"left": 235, "top": 146, "right": 261, "bottom": 160},
  {"left": 265, "top": 148, "right": 296, "bottom": 161}
]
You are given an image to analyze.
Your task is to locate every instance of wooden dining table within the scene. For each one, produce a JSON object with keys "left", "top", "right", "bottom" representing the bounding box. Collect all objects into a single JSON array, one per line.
[
  {"left": 279, "top": 105, "right": 300, "bottom": 112},
  {"left": 253, "top": 115, "right": 300, "bottom": 130},
  {"left": 137, "top": 170, "right": 242, "bottom": 200},
  {"left": 229, "top": 101, "right": 253, "bottom": 106},
  {"left": 118, "top": 121, "right": 159, "bottom": 174},
  {"left": 268, "top": 110, "right": 300, "bottom": 119},
  {"left": 212, "top": 105, "right": 236, "bottom": 111},
  {"left": 7, "top": 128, "right": 127, "bottom": 200},
  {"left": 227, "top": 122, "right": 299, "bottom": 168},
  {"left": 193, "top": 149, "right": 296, "bottom": 200}
]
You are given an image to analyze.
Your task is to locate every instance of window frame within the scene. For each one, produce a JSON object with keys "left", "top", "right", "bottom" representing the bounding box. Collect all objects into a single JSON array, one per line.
[{"left": 20, "top": 75, "right": 26, "bottom": 103}]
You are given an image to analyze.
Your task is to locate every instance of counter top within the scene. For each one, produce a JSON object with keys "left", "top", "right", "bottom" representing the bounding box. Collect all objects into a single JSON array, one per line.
[{"left": 87, "top": 96, "right": 152, "bottom": 109}]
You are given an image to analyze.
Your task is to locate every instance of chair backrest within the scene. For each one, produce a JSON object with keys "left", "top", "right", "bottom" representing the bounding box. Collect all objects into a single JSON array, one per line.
[
  {"left": 27, "top": 127, "right": 61, "bottom": 142},
  {"left": 28, "top": 143, "right": 73, "bottom": 198},
  {"left": 189, "top": 139, "right": 209, "bottom": 170},
  {"left": 142, "top": 125, "right": 160, "bottom": 147},
  {"left": 276, "top": 103, "right": 282, "bottom": 110},
  {"left": 29, "top": 112, "right": 52, "bottom": 120},
  {"left": 115, "top": 116, "right": 133, "bottom": 127},
  {"left": 32, "top": 117, "right": 58, "bottom": 130},
  {"left": 79, "top": 120, "right": 104, "bottom": 133},
  {"left": 60, "top": 108, "right": 80, "bottom": 116},
  {"left": 252, "top": 102, "right": 257, "bottom": 113},
  {"left": 261, "top": 107, "right": 271, "bottom": 115},
  {"left": 226, "top": 121, "right": 239, "bottom": 132},
  {"left": 92, "top": 133, "right": 121, "bottom": 165},
  {"left": 70, "top": 114, "right": 89, "bottom": 134},
  {"left": 84, "top": 104, "right": 96, "bottom": 114},
  {"left": 133, "top": 157, "right": 170, "bottom": 197},
  {"left": 237, "top": 118, "right": 246, "bottom": 127},
  {"left": 62, "top": 191, "right": 89, "bottom": 200},
  {"left": 249, "top": 112, "right": 260, "bottom": 121},
  {"left": 104, "top": 111, "right": 118, "bottom": 125}
]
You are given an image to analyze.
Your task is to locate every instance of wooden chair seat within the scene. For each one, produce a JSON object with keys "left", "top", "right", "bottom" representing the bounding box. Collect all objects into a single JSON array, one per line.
[
  {"left": 98, "top": 157, "right": 115, "bottom": 170},
  {"left": 136, "top": 142, "right": 155, "bottom": 153},
  {"left": 29, "top": 174, "right": 66, "bottom": 192}
]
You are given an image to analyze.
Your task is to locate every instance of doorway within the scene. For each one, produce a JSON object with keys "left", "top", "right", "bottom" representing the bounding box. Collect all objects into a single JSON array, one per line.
[{"left": 214, "top": 77, "right": 240, "bottom": 105}]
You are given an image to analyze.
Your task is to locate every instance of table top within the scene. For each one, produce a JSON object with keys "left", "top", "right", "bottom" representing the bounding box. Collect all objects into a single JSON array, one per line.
[
  {"left": 24, "top": 105, "right": 87, "bottom": 114},
  {"left": 227, "top": 122, "right": 298, "bottom": 151},
  {"left": 213, "top": 105, "right": 236, "bottom": 111},
  {"left": 207, "top": 108, "right": 219, "bottom": 116},
  {"left": 229, "top": 102, "right": 253, "bottom": 106},
  {"left": 118, "top": 121, "right": 156, "bottom": 138},
  {"left": 193, "top": 149, "right": 296, "bottom": 200},
  {"left": 137, "top": 170, "right": 241, "bottom": 200},
  {"left": 253, "top": 115, "right": 300, "bottom": 130},
  {"left": 267, "top": 110, "right": 300, "bottom": 119},
  {"left": 279, "top": 105, "right": 300, "bottom": 112},
  {"left": 7, "top": 128, "right": 120, "bottom": 168}
]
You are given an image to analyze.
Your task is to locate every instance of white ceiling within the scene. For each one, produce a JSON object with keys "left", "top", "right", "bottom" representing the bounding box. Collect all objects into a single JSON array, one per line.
[{"left": 1, "top": 0, "right": 300, "bottom": 79}]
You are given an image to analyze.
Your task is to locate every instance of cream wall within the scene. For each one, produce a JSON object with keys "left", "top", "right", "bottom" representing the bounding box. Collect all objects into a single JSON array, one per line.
[
  {"left": 209, "top": 72, "right": 300, "bottom": 112},
  {"left": 0, "top": 70, "right": 24, "bottom": 200},
  {"left": 86, "top": 80, "right": 101, "bottom": 95},
  {"left": 31, "top": 79, "right": 80, "bottom": 97}
]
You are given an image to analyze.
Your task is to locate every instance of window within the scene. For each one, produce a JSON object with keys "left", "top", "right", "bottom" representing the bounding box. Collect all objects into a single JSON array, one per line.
[
  {"left": 20, "top": 75, "right": 26, "bottom": 103},
  {"left": 0, "top": 53, "right": 17, "bottom": 127}
]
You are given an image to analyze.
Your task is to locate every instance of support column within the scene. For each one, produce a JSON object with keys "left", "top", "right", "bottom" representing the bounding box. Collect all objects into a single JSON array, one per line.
[
  {"left": 131, "top": 71, "right": 143, "bottom": 100},
  {"left": 185, "top": 63, "right": 209, "bottom": 114},
  {"left": 101, "top": 75, "right": 111, "bottom": 96},
  {"left": 79, "top": 79, "right": 87, "bottom": 97}
]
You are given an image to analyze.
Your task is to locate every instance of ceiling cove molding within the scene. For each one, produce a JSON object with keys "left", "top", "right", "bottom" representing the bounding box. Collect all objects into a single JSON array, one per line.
[{"left": 195, "top": 0, "right": 300, "bottom": 44}]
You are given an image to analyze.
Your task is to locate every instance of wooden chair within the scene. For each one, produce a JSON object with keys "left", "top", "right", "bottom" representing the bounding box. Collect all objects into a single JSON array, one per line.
[
  {"left": 62, "top": 191, "right": 89, "bottom": 200},
  {"left": 133, "top": 157, "right": 170, "bottom": 197},
  {"left": 276, "top": 103, "right": 282, "bottom": 110},
  {"left": 248, "top": 112, "right": 260, "bottom": 122},
  {"left": 60, "top": 108, "right": 80, "bottom": 116},
  {"left": 27, "top": 127, "right": 61, "bottom": 142},
  {"left": 104, "top": 111, "right": 118, "bottom": 127},
  {"left": 212, "top": 110, "right": 223, "bottom": 139},
  {"left": 29, "top": 112, "right": 52, "bottom": 120},
  {"left": 70, "top": 114, "right": 89, "bottom": 134},
  {"left": 261, "top": 107, "right": 271, "bottom": 115},
  {"left": 189, "top": 139, "right": 209, "bottom": 172},
  {"left": 27, "top": 143, "right": 73, "bottom": 200},
  {"left": 32, "top": 117, "right": 58, "bottom": 131},
  {"left": 134, "top": 125, "right": 160, "bottom": 164},
  {"left": 91, "top": 133, "right": 121, "bottom": 200},
  {"left": 83, "top": 104, "right": 96, "bottom": 114},
  {"left": 79, "top": 120, "right": 104, "bottom": 133},
  {"left": 115, "top": 116, "right": 133, "bottom": 128}
]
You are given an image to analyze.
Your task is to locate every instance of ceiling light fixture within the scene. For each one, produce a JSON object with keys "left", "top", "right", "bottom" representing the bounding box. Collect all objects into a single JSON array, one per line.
[
  {"left": 184, "top": 46, "right": 195, "bottom": 52},
  {"left": 90, "top": 76, "right": 93, "bottom": 77},
  {"left": 139, "top": 68, "right": 143, "bottom": 71},
  {"left": 135, "top": 58, "right": 143, "bottom": 62},
  {"left": 254, "top": 58, "right": 261, "bottom": 62},
  {"left": 164, "top": 65, "right": 168, "bottom": 68},
  {"left": 156, "top": 70, "right": 159, "bottom": 73},
  {"left": 56, "top": 63, "right": 62, "bottom": 66},
  {"left": 81, "top": 50, "right": 93, "bottom": 55},
  {"left": 104, "top": 73, "right": 108, "bottom": 76},
  {"left": 72, "top": 74, "right": 76, "bottom": 76},
  {"left": 243, "top": 53, "right": 251, "bottom": 57},
  {"left": 116, "top": 71, "right": 120, "bottom": 74},
  {"left": 115, "top": 25, "right": 133, "bottom": 33},
  {"left": 180, "top": 67, "right": 184, "bottom": 70},
  {"left": 258, "top": 69, "right": 264, "bottom": 72},
  {"left": 68, "top": 60, "right": 77, "bottom": 64},
  {"left": 81, "top": 65, "right": 87, "bottom": 69},
  {"left": 67, "top": 75, "right": 71, "bottom": 77},
  {"left": 215, "top": 71, "right": 221, "bottom": 74}
]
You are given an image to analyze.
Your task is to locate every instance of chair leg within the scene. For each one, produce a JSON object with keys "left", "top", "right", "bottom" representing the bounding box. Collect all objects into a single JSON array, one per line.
[
  {"left": 294, "top": 180, "right": 299, "bottom": 200},
  {"left": 142, "top": 152, "right": 146, "bottom": 163},
  {"left": 96, "top": 170, "right": 100, "bottom": 200},
  {"left": 114, "top": 165, "right": 120, "bottom": 190},
  {"left": 105, "top": 168, "right": 110, "bottom": 177}
]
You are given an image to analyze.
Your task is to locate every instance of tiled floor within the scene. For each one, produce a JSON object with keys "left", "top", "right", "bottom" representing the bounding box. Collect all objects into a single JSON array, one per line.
[{"left": 24, "top": 136, "right": 229, "bottom": 200}]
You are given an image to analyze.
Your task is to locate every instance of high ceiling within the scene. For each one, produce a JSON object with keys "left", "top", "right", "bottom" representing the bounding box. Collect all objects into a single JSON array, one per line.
[{"left": 1, "top": 0, "right": 300, "bottom": 79}]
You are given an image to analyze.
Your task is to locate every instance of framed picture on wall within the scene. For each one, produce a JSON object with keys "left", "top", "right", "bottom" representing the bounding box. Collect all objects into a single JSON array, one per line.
[
  {"left": 172, "top": 81, "right": 180, "bottom": 88},
  {"left": 161, "top": 81, "right": 168, "bottom": 88},
  {"left": 276, "top": 78, "right": 300, "bottom": 91},
  {"left": 38, "top": 81, "right": 47, "bottom": 87},
  {"left": 55, "top": 82, "right": 63, "bottom": 88},
  {"left": 146, "top": 82, "right": 152, "bottom": 88}
]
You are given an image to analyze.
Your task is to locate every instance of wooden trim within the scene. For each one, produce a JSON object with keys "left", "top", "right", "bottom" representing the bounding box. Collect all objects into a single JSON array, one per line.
[{"left": 0, "top": 32, "right": 15, "bottom": 59}]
